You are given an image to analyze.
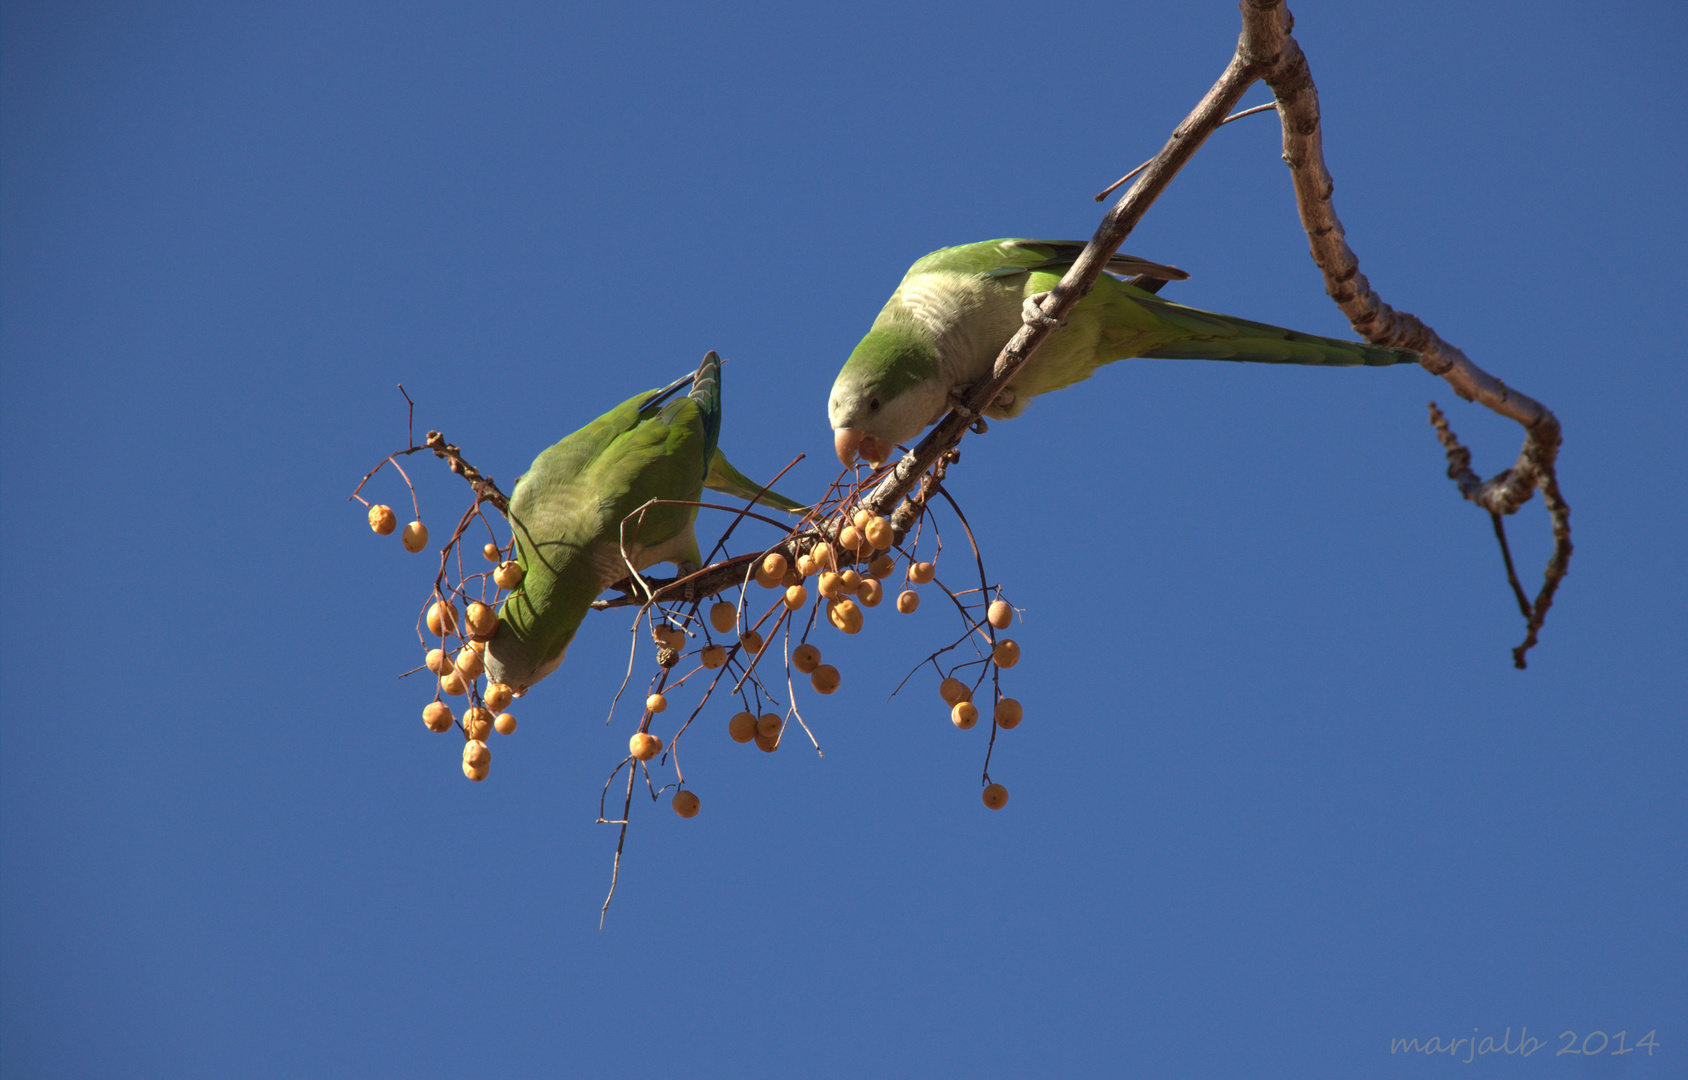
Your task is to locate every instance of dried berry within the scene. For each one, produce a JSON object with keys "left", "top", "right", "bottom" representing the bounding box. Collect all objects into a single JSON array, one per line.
[
  {"left": 422, "top": 701, "right": 454, "bottom": 733},
  {"left": 368, "top": 504, "right": 397, "bottom": 535}
]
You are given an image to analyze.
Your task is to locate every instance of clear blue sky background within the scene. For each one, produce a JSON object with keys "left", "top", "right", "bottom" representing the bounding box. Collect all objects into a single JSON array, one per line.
[{"left": 4, "top": 2, "right": 1683, "bottom": 1076}]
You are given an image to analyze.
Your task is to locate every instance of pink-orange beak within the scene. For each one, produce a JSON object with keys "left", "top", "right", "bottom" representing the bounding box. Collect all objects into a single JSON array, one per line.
[{"left": 834, "top": 428, "right": 893, "bottom": 468}]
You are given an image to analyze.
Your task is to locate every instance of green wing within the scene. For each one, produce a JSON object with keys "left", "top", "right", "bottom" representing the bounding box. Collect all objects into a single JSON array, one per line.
[{"left": 905, "top": 238, "right": 1188, "bottom": 284}]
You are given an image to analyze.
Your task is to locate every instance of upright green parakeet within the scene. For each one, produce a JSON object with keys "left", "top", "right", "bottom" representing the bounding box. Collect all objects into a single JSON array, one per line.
[
  {"left": 484, "top": 352, "right": 801, "bottom": 694},
  {"left": 828, "top": 239, "right": 1419, "bottom": 465}
]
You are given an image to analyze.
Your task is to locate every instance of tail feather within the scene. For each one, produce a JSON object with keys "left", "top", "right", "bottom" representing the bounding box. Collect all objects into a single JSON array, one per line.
[
  {"left": 1133, "top": 295, "right": 1418, "bottom": 368},
  {"left": 687, "top": 350, "right": 723, "bottom": 462}
]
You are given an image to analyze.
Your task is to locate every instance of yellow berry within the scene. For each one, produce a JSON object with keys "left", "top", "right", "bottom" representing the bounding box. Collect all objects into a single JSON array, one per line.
[
  {"left": 817, "top": 571, "right": 844, "bottom": 599},
  {"left": 482, "top": 543, "right": 500, "bottom": 563},
  {"left": 368, "top": 504, "right": 397, "bottom": 535},
  {"left": 994, "top": 698, "right": 1023, "bottom": 729},
  {"left": 809, "top": 542, "right": 835, "bottom": 571},
  {"left": 982, "top": 783, "right": 1008, "bottom": 810},
  {"left": 993, "top": 639, "right": 1021, "bottom": 668},
  {"left": 454, "top": 647, "right": 484, "bottom": 680},
  {"left": 462, "top": 740, "right": 490, "bottom": 769},
  {"left": 761, "top": 552, "right": 788, "bottom": 582},
  {"left": 867, "top": 554, "right": 895, "bottom": 580},
  {"left": 739, "top": 630, "right": 765, "bottom": 655},
  {"left": 987, "top": 600, "right": 1013, "bottom": 629},
  {"left": 785, "top": 584, "right": 809, "bottom": 610},
  {"left": 439, "top": 670, "right": 467, "bottom": 696},
  {"left": 422, "top": 701, "right": 454, "bottom": 732},
  {"left": 672, "top": 790, "right": 700, "bottom": 818},
  {"left": 939, "top": 677, "right": 971, "bottom": 705},
  {"left": 857, "top": 578, "right": 883, "bottom": 607},
  {"left": 754, "top": 732, "right": 780, "bottom": 753},
  {"left": 792, "top": 643, "right": 821, "bottom": 674},
  {"left": 782, "top": 566, "right": 803, "bottom": 587},
  {"left": 425, "top": 648, "right": 453, "bottom": 675},
  {"left": 709, "top": 601, "right": 737, "bottom": 633},
  {"left": 646, "top": 693, "right": 668, "bottom": 714},
  {"left": 810, "top": 664, "right": 841, "bottom": 694},
  {"left": 493, "top": 712, "right": 517, "bottom": 735},
  {"left": 896, "top": 590, "right": 920, "bottom": 614},
  {"left": 469, "top": 639, "right": 485, "bottom": 653},
  {"left": 463, "top": 760, "right": 489, "bottom": 782},
  {"left": 852, "top": 507, "right": 872, "bottom": 530},
  {"left": 483, "top": 683, "right": 514, "bottom": 712},
  {"left": 909, "top": 561, "right": 935, "bottom": 584},
  {"left": 827, "top": 598, "right": 863, "bottom": 635},
  {"left": 952, "top": 701, "right": 979, "bottom": 729},
  {"left": 700, "top": 644, "right": 728, "bottom": 669},
  {"left": 728, "top": 711, "right": 757, "bottom": 743},
  {"left": 839, "top": 569, "right": 862, "bottom": 594},
  {"left": 629, "top": 732, "right": 662, "bottom": 761},
  {"left": 426, "top": 600, "right": 459, "bottom": 638},
  {"left": 864, "top": 517, "right": 893, "bottom": 550},
  {"left": 839, "top": 525, "right": 865, "bottom": 554},
  {"left": 652, "top": 624, "right": 685, "bottom": 650},
  {"left": 756, "top": 712, "right": 783, "bottom": 738},
  {"left": 493, "top": 560, "right": 524, "bottom": 589},
  {"left": 401, "top": 520, "right": 429, "bottom": 552},
  {"left": 795, "top": 554, "right": 818, "bottom": 577},
  {"left": 463, "top": 706, "right": 493, "bottom": 741}
]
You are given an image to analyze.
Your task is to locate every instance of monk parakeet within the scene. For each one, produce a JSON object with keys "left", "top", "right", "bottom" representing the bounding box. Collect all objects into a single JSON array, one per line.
[
  {"left": 484, "top": 352, "right": 801, "bottom": 694},
  {"left": 828, "top": 239, "right": 1419, "bottom": 465}
]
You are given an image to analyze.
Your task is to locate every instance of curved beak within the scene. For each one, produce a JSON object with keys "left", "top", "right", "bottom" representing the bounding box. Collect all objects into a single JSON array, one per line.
[{"left": 834, "top": 429, "right": 894, "bottom": 468}]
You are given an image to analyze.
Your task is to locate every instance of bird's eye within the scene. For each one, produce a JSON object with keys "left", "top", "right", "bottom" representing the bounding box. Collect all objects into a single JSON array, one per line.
[{"left": 868, "top": 396, "right": 881, "bottom": 412}]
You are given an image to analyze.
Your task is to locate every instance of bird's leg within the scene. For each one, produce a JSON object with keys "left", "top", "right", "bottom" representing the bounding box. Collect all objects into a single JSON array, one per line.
[
  {"left": 676, "top": 560, "right": 702, "bottom": 604},
  {"left": 1022, "top": 291, "right": 1063, "bottom": 330},
  {"left": 946, "top": 387, "right": 978, "bottom": 419}
]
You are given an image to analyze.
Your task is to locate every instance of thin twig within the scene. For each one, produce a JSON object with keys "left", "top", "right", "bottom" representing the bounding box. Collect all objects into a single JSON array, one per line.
[{"left": 1094, "top": 101, "right": 1279, "bottom": 201}]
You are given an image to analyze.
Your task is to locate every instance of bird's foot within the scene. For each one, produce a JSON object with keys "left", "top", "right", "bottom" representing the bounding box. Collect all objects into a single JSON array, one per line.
[
  {"left": 970, "top": 416, "right": 989, "bottom": 434},
  {"left": 946, "top": 388, "right": 978, "bottom": 419},
  {"left": 1022, "top": 291, "right": 1063, "bottom": 330},
  {"left": 676, "top": 560, "right": 702, "bottom": 603}
]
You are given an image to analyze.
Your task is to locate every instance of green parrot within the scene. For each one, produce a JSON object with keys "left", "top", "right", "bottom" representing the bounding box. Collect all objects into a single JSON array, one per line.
[
  {"left": 484, "top": 352, "right": 802, "bottom": 694},
  {"left": 828, "top": 239, "right": 1419, "bottom": 465}
]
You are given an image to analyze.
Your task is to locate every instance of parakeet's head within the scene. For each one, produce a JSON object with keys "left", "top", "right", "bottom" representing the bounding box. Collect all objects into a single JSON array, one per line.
[{"left": 828, "top": 323, "right": 946, "bottom": 466}]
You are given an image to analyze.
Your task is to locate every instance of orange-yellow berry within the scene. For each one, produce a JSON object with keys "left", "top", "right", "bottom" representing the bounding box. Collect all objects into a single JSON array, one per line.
[
  {"left": 482, "top": 543, "right": 500, "bottom": 563},
  {"left": 462, "top": 740, "right": 490, "bottom": 769},
  {"left": 839, "top": 525, "right": 865, "bottom": 554},
  {"left": 709, "top": 601, "right": 737, "bottom": 634},
  {"left": 982, "top": 783, "right": 1009, "bottom": 810},
  {"left": 809, "top": 542, "right": 835, "bottom": 572},
  {"left": 993, "top": 639, "right": 1021, "bottom": 668},
  {"left": 795, "top": 554, "right": 818, "bottom": 577},
  {"left": 810, "top": 664, "right": 841, "bottom": 694},
  {"left": 672, "top": 790, "right": 700, "bottom": 818},
  {"left": 454, "top": 647, "right": 484, "bottom": 680},
  {"left": 401, "top": 521, "right": 429, "bottom": 553},
  {"left": 646, "top": 693, "right": 668, "bottom": 714},
  {"left": 423, "top": 701, "right": 454, "bottom": 732},
  {"left": 465, "top": 602, "right": 497, "bottom": 641},
  {"left": 818, "top": 571, "right": 845, "bottom": 599},
  {"left": 754, "top": 732, "right": 780, "bottom": 752},
  {"left": 896, "top": 590, "right": 920, "bottom": 614},
  {"left": 828, "top": 598, "right": 863, "bottom": 634},
  {"left": 792, "top": 643, "right": 821, "bottom": 674},
  {"left": 439, "top": 670, "right": 467, "bottom": 696},
  {"left": 852, "top": 507, "right": 872, "bottom": 530},
  {"left": 987, "top": 600, "right": 1013, "bottom": 630},
  {"left": 483, "top": 683, "right": 514, "bottom": 712},
  {"left": 493, "top": 712, "right": 517, "bottom": 735},
  {"left": 952, "top": 701, "right": 979, "bottom": 729},
  {"left": 463, "top": 760, "right": 489, "bottom": 782},
  {"left": 785, "top": 584, "right": 809, "bottom": 610},
  {"left": 629, "top": 732, "right": 662, "bottom": 761},
  {"left": 493, "top": 560, "right": 524, "bottom": 589},
  {"left": 864, "top": 517, "right": 893, "bottom": 550},
  {"left": 994, "top": 698, "right": 1023, "bottom": 729},
  {"left": 426, "top": 600, "right": 459, "bottom": 638},
  {"left": 368, "top": 504, "right": 397, "bottom": 535},
  {"left": 762, "top": 552, "right": 788, "bottom": 582},
  {"left": 909, "top": 561, "right": 936, "bottom": 584},
  {"left": 739, "top": 630, "right": 765, "bottom": 655},
  {"left": 857, "top": 579, "right": 883, "bottom": 607},
  {"left": 839, "top": 569, "right": 862, "bottom": 594},
  {"left": 728, "top": 711, "right": 757, "bottom": 743},
  {"left": 868, "top": 554, "right": 895, "bottom": 580},
  {"left": 425, "top": 648, "right": 453, "bottom": 675},
  {"left": 756, "top": 712, "right": 783, "bottom": 739},
  {"left": 463, "top": 706, "right": 493, "bottom": 741},
  {"left": 700, "top": 644, "right": 727, "bottom": 669},
  {"left": 939, "top": 677, "right": 971, "bottom": 705}
]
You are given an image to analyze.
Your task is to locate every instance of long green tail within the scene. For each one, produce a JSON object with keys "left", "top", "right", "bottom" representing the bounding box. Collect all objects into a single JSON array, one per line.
[{"left": 1131, "top": 290, "right": 1418, "bottom": 368}]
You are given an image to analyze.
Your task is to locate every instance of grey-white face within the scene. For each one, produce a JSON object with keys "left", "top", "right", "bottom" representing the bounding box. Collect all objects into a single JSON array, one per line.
[{"left": 828, "top": 370, "right": 947, "bottom": 466}]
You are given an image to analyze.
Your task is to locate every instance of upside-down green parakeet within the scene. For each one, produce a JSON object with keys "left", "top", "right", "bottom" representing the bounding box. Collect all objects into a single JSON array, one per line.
[
  {"left": 828, "top": 239, "right": 1420, "bottom": 465},
  {"left": 484, "top": 352, "right": 802, "bottom": 694}
]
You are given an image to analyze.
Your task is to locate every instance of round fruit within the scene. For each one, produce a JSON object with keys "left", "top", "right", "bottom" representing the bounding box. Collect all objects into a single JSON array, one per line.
[
  {"left": 809, "top": 542, "right": 835, "bottom": 571},
  {"left": 857, "top": 579, "right": 883, "bottom": 607},
  {"left": 864, "top": 517, "right": 893, "bottom": 550},
  {"left": 792, "top": 643, "right": 821, "bottom": 674},
  {"left": 709, "top": 601, "right": 737, "bottom": 633},
  {"left": 739, "top": 630, "right": 765, "bottom": 655},
  {"left": 368, "top": 504, "right": 397, "bottom": 535},
  {"left": 756, "top": 712, "right": 783, "bottom": 739},
  {"left": 762, "top": 552, "right": 788, "bottom": 581},
  {"left": 493, "top": 560, "right": 524, "bottom": 589},
  {"left": 426, "top": 600, "right": 459, "bottom": 638},
  {"left": 629, "top": 732, "right": 662, "bottom": 761},
  {"left": 939, "top": 677, "right": 971, "bottom": 705},
  {"left": 810, "top": 664, "right": 841, "bottom": 694},
  {"left": 401, "top": 521, "right": 429, "bottom": 553},
  {"left": 493, "top": 712, "right": 517, "bottom": 735},
  {"left": 463, "top": 706, "right": 493, "bottom": 741},
  {"left": 994, "top": 698, "right": 1023, "bottom": 729},
  {"left": 982, "top": 783, "right": 1009, "bottom": 810},
  {"left": 818, "top": 571, "right": 844, "bottom": 599},
  {"left": 672, "top": 790, "right": 701, "bottom": 818},
  {"left": 753, "top": 732, "right": 780, "bottom": 752},
  {"left": 909, "top": 561, "right": 936, "bottom": 584},
  {"left": 700, "top": 644, "right": 727, "bottom": 669},
  {"left": 987, "top": 600, "right": 1013, "bottom": 630},
  {"left": 463, "top": 740, "right": 491, "bottom": 769},
  {"left": 782, "top": 566, "right": 803, "bottom": 587},
  {"left": 483, "top": 683, "right": 514, "bottom": 712},
  {"left": 439, "top": 670, "right": 467, "bottom": 696},
  {"left": 795, "top": 554, "right": 817, "bottom": 577},
  {"left": 867, "top": 554, "right": 895, "bottom": 580},
  {"left": 828, "top": 599, "right": 863, "bottom": 634},
  {"left": 425, "top": 648, "right": 452, "bottom": 675},
  {"left": 952, "top": 701, "right": 979, "bottom": 729},
  {"left": 652, "top": 624, "right": 685, "bottom": 650},
  {"left": 839, "top": 569, "right": 862, "bottom": 594},
  {"left": 482, "top": 543, "right": 500, "bottom": 562},
  {"left": 422, "top": 701, "right": 454, "bottom": 732},
  {"left": 455, "top": 647, "right": 483, "bottom": 680},
  {"left": 896, "top": 590, "right": 920, "bottom": 614},
  {"left": 785, "top": 584, "right": 808, "bottom": 610},
  {"left": 993, "top": 639, "right": 1021, "bottom": 668},
  {"left": 728, "top": 711, "right": 757, "bottom": 743},
  {"left": 839, "top": 525, "right": 865, "bottom": 554},
  {"left": 646, "top": 693, "right": 668, "bottom": 714},
  {"left": 852, "top": 507, "right": 872, "bottom": 530},
  {"left": 463, "top": 760, "right": 489, "bottom": 782}
]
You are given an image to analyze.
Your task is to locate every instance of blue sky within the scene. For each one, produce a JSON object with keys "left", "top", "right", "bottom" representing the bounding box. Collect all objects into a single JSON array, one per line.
[{"left": 3, "top": 1, "right": 1683, "bottom": 1076}]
